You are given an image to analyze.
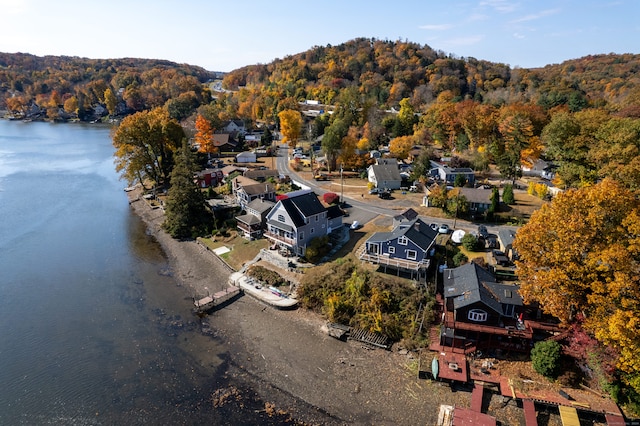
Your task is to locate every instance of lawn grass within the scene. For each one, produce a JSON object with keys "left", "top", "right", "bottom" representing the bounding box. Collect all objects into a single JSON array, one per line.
[{"left": 199, "top": 234, "right": 269, "bottom": 271}]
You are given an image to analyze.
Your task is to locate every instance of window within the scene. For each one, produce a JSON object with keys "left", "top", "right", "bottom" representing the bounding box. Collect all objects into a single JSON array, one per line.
[
  {"left": 503, "top": 304, "right": 514, "bottom": 317},
  {"left": 388, "top": 246, "right": 395, "bottom": 254},
  {"left": 310, "top": 228, "right": 315, "bottom": 234},
  {"left": 299, "top": 231, "right": 304, "bottom": 240},
  {"left": 278, "top": 214, "right": 285, "bottom": 222},
  {"left": 315, "top": 215, "right": 319, "bottom": 222},
  {"left": 398, "top": 236, "right": 408, "bottom": 245},
  {"left": 468, "top": 309, "right": 488, "bottom": 322},
  {"left": 406, "top": 250, "right": 417, "bottom": 260}
]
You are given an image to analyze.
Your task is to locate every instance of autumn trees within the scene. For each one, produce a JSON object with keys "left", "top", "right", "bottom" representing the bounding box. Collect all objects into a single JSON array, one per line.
[
  {"left": 514, "top": 179, "right": 640, "bottom": 398},
  {"left": 112, "top": 107, "right": 184, "bottom": 185},
  {"left": 194, "top": 114, "right": 217, "bottom": 157},
  {"left": 0, "top": 53, "right": 214, "bottom": 122},
  {"left": 278, "top": 109, "right": 303, "bottom": 148}
]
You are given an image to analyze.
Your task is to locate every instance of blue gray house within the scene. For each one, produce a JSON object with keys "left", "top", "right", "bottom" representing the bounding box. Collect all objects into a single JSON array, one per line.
[
  {"left": 264, "top": 191, "right": 340, "bottom": 257},
  {"left": 358, "top": 217, "right": 437, "bottom": 279},
  {"left": 429, "top": 160, "right": 475, "bottom": 186}
]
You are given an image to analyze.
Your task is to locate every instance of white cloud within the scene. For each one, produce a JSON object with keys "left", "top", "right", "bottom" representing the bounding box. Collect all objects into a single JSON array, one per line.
[
  {"left": 419, "top": 24, "right": 453, "bottom": 31},
  {"left": 510, "top": 8, "right": 560, "bottom": 24},
  {"left": 478, "top": 0, "right": 518, "bottom": 13},
  {"left": 467, "top": 13, "right": 489, "bottom": 22},
  {"left": 443, "top": 34, "right": 485, "bottom": 47},
  {"left": 513, "top": 32, "right": 526, "bottom": 39}
]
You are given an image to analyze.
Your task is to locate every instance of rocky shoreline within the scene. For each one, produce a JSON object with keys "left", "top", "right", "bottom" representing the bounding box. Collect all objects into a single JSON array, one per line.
[{"left": 126, "top": 187, "right": 475, "bottom": 425}]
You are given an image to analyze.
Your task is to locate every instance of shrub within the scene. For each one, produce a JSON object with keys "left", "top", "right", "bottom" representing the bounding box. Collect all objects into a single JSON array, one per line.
[
  {"left": 323, "top": 192, "right": 339, "bottom": 204},
  {"left": 247, "top": 265, "right": 286, "bottom": 287},
  {"left": 461, "top": 233, "right": 481, "bottom": 251},
  {"left": 452, "top": 252, "right": 468, "bottom": 266},
  {"left": 305, "top": 235, "right": 330, "bottom": 262},
  {"left": 531, "top": 340, "right": 562, "bottom": 379}
]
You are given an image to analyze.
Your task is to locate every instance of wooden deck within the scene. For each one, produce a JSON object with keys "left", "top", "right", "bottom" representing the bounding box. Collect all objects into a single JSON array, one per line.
[
  {"left": 522, "top": 399, "right": 538, "bottom": 426},
  {"left": 194, "top": 286, "right": 241, "bottom": 312},
  {"left": 433, "top": 351, "right": 468, "bottom": 382},
  {"left": 471, "top": 384, "right": 484, "bottom": 412},
  {"left": 356, "top": 243, "right": 430, "bottom": 272}
]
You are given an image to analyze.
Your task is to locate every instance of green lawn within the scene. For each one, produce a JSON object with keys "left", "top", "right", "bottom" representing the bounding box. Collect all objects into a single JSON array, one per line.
[{"left": 199, "top": 234, "right": 269, "bottom": 270}]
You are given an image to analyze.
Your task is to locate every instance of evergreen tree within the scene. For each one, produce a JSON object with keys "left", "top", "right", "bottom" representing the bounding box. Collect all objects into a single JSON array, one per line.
[
  {"left": 261, "top": 128, "right": 274, "bottom": 146},
  {"left": 489, "top": 187, "right": 500, "bottom": 214},
  {"left": 162, "top": 140, "right": 211, "bottom": 239},
  {"left": 502, "top": 183, "right": 515, "bottom": 205}
]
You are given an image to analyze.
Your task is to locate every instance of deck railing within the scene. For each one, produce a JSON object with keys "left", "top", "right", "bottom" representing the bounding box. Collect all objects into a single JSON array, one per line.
[
  {"left": 264, "top": 231, "right": 296, "bottom": 246},
  {"left": 357, "top": 243, "right": 430, "bottom": 271}
]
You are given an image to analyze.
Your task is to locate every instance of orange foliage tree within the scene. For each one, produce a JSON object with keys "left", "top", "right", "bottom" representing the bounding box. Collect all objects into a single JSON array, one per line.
[
  {"left": 514, "top": 178, "right": 640, "bottom": 396},
  {"left": 194, "top": 114, "right": 216, "bottom": 157}
]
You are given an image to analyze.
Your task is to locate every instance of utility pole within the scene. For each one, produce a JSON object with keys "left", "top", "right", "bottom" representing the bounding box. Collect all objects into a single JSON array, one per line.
[{"left": 340, "top": 163, "right": 344, "bottom": 204}]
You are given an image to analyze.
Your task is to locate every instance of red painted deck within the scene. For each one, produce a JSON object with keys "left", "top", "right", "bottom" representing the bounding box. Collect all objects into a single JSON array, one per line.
[
  {"left": 453, "top": 408, "right": 497, "bottom": 426},
  {"left": 434, "top": 351, "right": 468, "bottom": 382},
  {"left": 605, "top": 414, "right": 626, "bottom": 426},
  {"left": 471, "top": 384, "right": 484, "bottom": 412},
  {"left": 522, "top": 399, "right": 538, "bottom": 426}
]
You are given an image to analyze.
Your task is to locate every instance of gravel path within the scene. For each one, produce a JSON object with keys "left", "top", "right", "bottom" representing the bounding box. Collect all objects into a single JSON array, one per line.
[{"left": 126, "top": 188, "right": 473, "bottom": 425}]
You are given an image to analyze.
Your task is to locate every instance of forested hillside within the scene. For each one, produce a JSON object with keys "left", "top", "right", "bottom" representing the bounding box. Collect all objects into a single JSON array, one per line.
[
  {"left": 0, "top": 53, "right": 216, "bottom": 121},
  {"left": 222, "top": 37, "right": 640, "bottom": 116}
]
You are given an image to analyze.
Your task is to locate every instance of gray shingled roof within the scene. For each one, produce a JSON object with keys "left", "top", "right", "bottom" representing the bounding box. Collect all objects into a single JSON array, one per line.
[
  {"left": 243, "top": 182, "right": 275, "bottom": 196},
  {"left": 236, "top": 213, "right": 261, "bottom": 225},
  {"left": 367, "top": 218, "right": 437, "bottom": 251},
  {"left": 280, "top": 192, "right": 326, "bottom": 227},
  {"left": 371, "top": 164, "right": 402, "bottom": 182},
  {"left": 247, "top": 198, "right": 275, "bottom": 213},
  {"left": 443, "top": 263, "right": 522, "bottom": 314}
]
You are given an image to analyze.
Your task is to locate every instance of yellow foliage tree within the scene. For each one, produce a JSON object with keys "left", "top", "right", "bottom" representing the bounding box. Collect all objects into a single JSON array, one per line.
[
  {"left": 514, "top": 178, "right": 640, "bottom": 391},
  {"left": 278, "top": 109, "right": 302, "bottom": 148},
  {"left": 389, "top": 135, "right": 414, "bottom": 160}
]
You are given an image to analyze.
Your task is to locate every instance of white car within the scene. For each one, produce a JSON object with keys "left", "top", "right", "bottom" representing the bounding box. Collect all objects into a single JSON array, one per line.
[
  {"left": 350, "top": 221, "right": 360, "bottom": 230},
  {"left": 438, "top": 224, "right": 450, "bottom": 234}
]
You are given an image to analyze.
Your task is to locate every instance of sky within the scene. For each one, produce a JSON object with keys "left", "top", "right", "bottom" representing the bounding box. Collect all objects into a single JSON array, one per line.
[{"left": 1, "top": 0, "right": 638, "bottom": 72}]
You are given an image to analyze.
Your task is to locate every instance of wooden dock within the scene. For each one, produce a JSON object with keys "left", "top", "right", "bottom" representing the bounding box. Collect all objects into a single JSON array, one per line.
[
  {"left": 194, "top": 286, "right": 241, "bottom": 313},
  {"left": 349, "top": 327, "right": 391, "bottom": 349},
  {"left": 324, "top": 323, "right": 391, "bottom": 349}
]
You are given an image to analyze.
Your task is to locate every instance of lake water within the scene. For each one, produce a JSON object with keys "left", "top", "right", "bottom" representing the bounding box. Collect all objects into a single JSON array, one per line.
[{"left": 0, "top": 120, "right": 255, "bottom": 425}]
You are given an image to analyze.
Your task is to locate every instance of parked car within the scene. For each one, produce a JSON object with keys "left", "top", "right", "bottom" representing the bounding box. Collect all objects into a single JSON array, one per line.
[
  {"left": 314, "top": 174, "right": 328, "bottom": 181},
  {"left": 478, "top": 225, "right": 489, "bottom": 238},
  {"left": 368, "top": 188, "right": 381, "bottom": 195},
  {"left": 378, "top": 191, "right": 391, "bottom": 199},
  {"left": 438, "top": 224, "right": 450, "bottom": 234},
  {"left": 484, "top": 236, "right": 498, "bottom": 249},
  {"left": 350, "top": 221, "right": 360, "bottom": 230},
  {"left": 430, "top": 223, "right": 439, "bottom": 231}
]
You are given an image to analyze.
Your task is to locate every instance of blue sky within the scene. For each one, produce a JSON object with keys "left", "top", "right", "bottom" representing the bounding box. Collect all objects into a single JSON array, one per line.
[{"left": 1, "top": 0, "right": 638, "bottom": 72}]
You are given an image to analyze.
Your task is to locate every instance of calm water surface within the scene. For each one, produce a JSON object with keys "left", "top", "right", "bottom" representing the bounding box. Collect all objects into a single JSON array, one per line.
[{"left": 0, "top": 120, "right": 249, "bottom": 425}]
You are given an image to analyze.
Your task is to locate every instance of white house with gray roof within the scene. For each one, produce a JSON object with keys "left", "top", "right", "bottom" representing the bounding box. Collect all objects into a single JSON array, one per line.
[{"left": 367, "top": 158, "right": 402, "bottom": 189}]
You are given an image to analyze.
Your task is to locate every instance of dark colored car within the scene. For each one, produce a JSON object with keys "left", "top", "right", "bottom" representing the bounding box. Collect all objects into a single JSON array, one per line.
[
  {"left": 378, "top": 191, "right": 391, "bottom": 199},
  {"left": 478, "top": 225, "right": 489, "bottom": 239}
]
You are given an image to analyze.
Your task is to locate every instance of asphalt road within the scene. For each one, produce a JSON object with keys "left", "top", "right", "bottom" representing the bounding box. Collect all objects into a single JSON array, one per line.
[{"left": 273, "top": 144, "right": 517, "bottom": 237}]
